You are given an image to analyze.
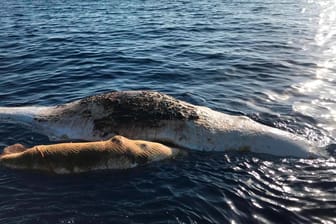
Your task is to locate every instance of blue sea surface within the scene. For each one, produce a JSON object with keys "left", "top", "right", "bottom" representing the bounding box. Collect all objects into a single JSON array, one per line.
[{"left": 1, "top": 0, "right": 336, "bottom": 223}]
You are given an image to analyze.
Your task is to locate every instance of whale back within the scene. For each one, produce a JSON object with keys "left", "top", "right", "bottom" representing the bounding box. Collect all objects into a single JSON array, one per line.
[
  {"left": 80, "top": 91, "right": 199, "bottom": 133},
  {"left": 35, "top": 91, "right": 201, "bottom": 141}
]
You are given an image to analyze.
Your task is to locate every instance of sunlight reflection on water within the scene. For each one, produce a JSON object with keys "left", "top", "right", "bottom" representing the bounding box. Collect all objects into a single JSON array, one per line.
[
  {"left": 297, "top": 1, "right": 336, "bottom": 137},
  {"left": 1, "top": 0, "right": 336, "bottom": 223},
  {"left": 265, "top": 0, "right": 336, "bottom": 143}
]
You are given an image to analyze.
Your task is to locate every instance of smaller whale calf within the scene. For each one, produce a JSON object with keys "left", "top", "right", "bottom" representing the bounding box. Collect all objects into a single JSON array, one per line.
[{"left": 0, "top": 135, "right": 180, "bottom": 174}]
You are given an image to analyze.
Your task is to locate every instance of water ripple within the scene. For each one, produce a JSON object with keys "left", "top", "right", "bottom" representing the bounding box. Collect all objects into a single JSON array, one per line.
[{"left": 1, "top": 0, "right": 336, "bottom": 223}]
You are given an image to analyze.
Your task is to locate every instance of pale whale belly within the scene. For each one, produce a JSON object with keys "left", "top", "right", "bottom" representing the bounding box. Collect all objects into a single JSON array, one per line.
[{"left": 0, "top": 91, "right": 326, "bottom": 158}]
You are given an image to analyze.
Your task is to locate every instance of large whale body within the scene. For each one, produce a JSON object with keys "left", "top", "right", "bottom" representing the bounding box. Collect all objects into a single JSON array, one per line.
[{"left": 0, "top": 91, "right": 321, "bottom": 157}]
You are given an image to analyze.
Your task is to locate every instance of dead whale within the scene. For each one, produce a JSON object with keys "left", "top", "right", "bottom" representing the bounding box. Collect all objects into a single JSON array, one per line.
[
  {"left": 0, "top": 135, "right": 180, "bottom": 174},
  {"left": 0, "top": 91, "right": 323, "bottom": 157}
]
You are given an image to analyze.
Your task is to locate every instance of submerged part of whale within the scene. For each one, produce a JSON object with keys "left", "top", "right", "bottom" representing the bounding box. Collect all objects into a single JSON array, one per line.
[
  {"left": 0, "top": 135, "right": 180, "bottom": 174},
  {"left": 0, "top": 91, "right": 325, "bottom": 157}
]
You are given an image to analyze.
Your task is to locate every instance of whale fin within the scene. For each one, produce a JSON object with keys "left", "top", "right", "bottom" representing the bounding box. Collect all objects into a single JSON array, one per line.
[{"left": 2, "top": 144, "right": 27, "bottom": 155}]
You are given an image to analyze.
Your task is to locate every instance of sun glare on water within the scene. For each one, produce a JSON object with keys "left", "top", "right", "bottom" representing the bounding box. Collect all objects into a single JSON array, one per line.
[{"left": 267, "top": 0, "right": 336, "bottom": 143}]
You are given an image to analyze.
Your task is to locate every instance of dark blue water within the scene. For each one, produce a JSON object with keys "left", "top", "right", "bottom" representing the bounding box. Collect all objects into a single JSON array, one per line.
[{"left": 1, "top": 0, "right": 336, "bottom": 223}]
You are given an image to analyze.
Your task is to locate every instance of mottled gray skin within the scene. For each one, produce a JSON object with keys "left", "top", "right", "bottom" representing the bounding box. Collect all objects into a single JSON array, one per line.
[
  {"left": 36, "top": 91, "right": 201, "bottom": 146},
  {"left": 58, "top": 91, "right": 197, "bottom": 127}
]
